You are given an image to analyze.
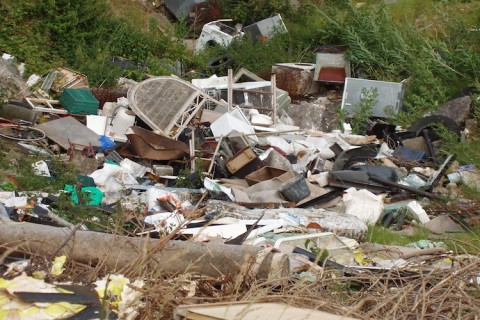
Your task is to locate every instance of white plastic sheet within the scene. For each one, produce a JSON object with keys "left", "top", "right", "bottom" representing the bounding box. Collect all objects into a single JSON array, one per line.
[{"left": 343, "top": 187, "right": 384, "bottom": 225}]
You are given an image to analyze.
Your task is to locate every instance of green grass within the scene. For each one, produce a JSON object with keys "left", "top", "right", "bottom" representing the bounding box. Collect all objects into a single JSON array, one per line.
[
  {"left": 0, "top": 139, "right": 129, "bottom": 232},
  {"left": 366, "top": 223, "right": 480, "bottom": 254},
  {"left": 0, "top": 139, "right": 76, "bottom": 192},
  {"left": 441, "top": 227, "right": 480, "bottom": 254},
  {"left": 366, "top": 224, "right": 430, "bottom": 247}
]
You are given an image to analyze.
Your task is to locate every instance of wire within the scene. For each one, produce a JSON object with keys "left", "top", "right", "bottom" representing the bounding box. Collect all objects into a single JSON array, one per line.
[{"left": 0, "top": 123, "right": 46, "bottom": 141}]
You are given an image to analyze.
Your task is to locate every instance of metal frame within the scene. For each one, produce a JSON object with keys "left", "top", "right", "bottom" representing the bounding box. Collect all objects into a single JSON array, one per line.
[
  {"left": 230, "top": 73, "right": 277, "bottom": 124},
  {"left": 25, "top": 98, "right": 68, "bottom": 114}
]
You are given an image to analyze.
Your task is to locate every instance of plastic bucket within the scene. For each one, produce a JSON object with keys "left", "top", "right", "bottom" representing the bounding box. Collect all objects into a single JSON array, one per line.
[{"left": 280, "top": 175, "right": 310, "bottom": 202}]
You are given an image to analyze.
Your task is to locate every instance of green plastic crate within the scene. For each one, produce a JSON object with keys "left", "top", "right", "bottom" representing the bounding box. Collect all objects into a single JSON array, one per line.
[{"left": 59, "top": 88, "right": 99, "bottom": 115}]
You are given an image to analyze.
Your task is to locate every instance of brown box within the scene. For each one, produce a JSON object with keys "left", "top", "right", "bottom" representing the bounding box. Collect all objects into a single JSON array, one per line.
[
  {"left": 226, "top": 147, "right": 257, "bottom": 174},
  {"left": 245, "top": 167, "right": 291, "bottom": 186}
]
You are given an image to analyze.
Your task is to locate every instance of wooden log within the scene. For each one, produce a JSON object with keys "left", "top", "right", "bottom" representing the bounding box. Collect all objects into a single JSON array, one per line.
[{"left": 0, "top": 206, "right": 289, "bottom": 281}]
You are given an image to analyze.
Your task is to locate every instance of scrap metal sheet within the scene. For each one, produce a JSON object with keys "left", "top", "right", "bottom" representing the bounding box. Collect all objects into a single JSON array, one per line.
[
  {"left": 34, "top": 116, "right": 101, "bottom": 150},
  {"left": 126, "top": 126, "right": 189, "bottom": 161}
]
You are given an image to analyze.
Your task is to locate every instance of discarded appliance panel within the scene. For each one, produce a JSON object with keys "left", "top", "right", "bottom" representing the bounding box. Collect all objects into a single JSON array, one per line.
[
  {"left": 341, "top": 77, "right": 406, "bottom": 118},
  {"left": 195, "top": 14, "right": 287, "bottom": 52},
  {"left": 243, "top": 14, "right": 288, "bottom": 42},
  {"left": 314, "top": 52, "right": 351, "bottom": 83},
  {"left": 210, "top": 107, "right": 259, "bottom": 145},
  {"left": 195, "top": 20, "right": 243, "bottom": 53}
]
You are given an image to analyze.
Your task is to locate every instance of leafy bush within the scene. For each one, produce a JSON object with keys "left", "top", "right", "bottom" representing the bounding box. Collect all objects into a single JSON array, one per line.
[
  {"left": 219, "top": 0, "right": 292, "bottom": 25},
  {"left": 297, "top": 1, "right": 479, "bottom": 127},
  {"left": 350, "top": 87, "right": 378, "bottom": 135},
  {"left": 0, "top": 0, "right": 188, "bottom": 86}
]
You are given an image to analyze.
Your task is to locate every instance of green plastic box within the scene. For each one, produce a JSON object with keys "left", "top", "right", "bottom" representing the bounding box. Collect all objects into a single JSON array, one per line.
[{"left": 59, "top": 88, "right": 99, "bottom": 115}]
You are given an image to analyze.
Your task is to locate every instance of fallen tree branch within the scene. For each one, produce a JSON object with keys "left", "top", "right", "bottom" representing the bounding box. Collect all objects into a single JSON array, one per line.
[{"left": 0, "top": 205, "right": 289, "bottom": 281}]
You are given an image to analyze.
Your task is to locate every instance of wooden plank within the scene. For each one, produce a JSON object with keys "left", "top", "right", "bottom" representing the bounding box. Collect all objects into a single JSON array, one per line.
[{"left": 174, "top": 302, "right": 358, "bottom": 320}]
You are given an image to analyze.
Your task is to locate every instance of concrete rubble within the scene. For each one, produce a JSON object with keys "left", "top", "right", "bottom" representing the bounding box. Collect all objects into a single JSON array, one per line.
[{"left": 0, "top": 45, "right": 478, "bottom": 318}]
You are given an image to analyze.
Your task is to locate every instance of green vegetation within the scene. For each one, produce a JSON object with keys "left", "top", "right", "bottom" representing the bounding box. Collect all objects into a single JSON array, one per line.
[
  {"left": 204, "top": 1, "right": 480, "bottom": 128},
  {"left": 0, "top": 140, "right": 76, "bottom": 192},
  {"left": 1, "top": 0, "right": 478, "bottom": 120},
  {"left": 366, "top": 224, "right": 430, "bottom": 246},
  {"left": 367, "top": 224, "right": 480, "bottom": 254},
  {"left": 442, "top": 227, "right": 480, "bottom": 253},
  {"left": 350, "top": 87, "right": 378, "bottom": 134},
  {"left": 219, "top": 0, "right": 292, "bottom": 25},
  {"left": 0, "top": 0, "right": 191, "bottom": 86}
]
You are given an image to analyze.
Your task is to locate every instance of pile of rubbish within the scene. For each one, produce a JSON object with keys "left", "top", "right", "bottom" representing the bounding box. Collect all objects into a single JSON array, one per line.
[{"left": 0, "top": 40, "right": 479, "bottom": 319}]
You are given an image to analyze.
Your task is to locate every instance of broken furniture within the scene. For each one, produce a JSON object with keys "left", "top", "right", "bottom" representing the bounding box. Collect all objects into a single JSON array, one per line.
[
  {"left": 25, "top": 98, "right": 68, "bottom": 115},
  {"left": 127, "top": 76, "right": 226, "bottom": 138},
  {"left": 244, "top": 166, "right": 290, "bottom": 186},
  {"left": 217, "top": 72, "right": 278, "bottom": 125},
  {"left": 41, "top": 67, "right": 89, "bottom": 93},
  {"left": 233, "top": 67, "right": 291, "bottom": 110},
  {"left": 225, "top": 147, "right": 263, "bottom": 178}
]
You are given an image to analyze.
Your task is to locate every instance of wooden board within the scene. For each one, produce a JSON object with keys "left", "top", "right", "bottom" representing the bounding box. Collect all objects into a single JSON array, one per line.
[{"left": 174, "top": 302, "right": 358, "bottom": 320}]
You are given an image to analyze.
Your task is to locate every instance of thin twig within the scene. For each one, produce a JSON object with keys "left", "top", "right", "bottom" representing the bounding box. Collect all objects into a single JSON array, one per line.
[{"left": 49, "top": 223, "right": 83, "bottom": 261}]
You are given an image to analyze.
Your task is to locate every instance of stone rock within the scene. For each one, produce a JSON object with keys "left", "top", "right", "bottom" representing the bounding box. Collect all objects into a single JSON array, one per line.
[
  {"left": 434, "top": 96, "right": 472, "bottom": 127},
  {"left": 282, "top": 98, "right": 339, "bottom": 132},
  {"left": 424, "top": 215, "right": 464, "bottom": 234},
  {"left": 0, "top": 59, "right": 29, "bottom": 102}
]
